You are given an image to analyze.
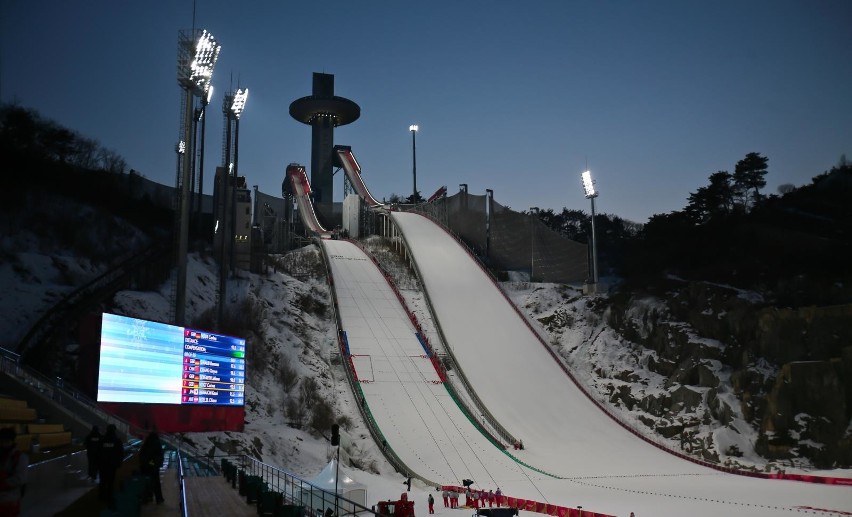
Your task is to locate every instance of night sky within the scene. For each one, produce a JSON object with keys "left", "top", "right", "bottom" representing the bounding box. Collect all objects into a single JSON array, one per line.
[{"left": 2, "top": 0, "right": 850, "bottom": 222}]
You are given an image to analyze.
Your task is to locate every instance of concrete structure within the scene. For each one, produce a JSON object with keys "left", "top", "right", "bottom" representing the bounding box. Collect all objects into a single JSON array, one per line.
[
  {"left": 289, "top": 73, "right": 360, "bottom": 225},
  {"left": 213, "top": 166, "right": 252, "bottom": 271}
]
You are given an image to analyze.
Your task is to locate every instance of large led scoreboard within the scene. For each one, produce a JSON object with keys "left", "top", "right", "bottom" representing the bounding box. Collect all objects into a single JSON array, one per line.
[
  {"left": 182, "top": 328, "right": 245, "bottom": 405},
  {"left": 97, "top": 313, "right": 245, "bottom": 406}
]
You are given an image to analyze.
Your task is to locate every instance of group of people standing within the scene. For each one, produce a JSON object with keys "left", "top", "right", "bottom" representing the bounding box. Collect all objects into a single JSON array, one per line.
[
  {"left": 84, "top": 424, "right": 126, "bottom": 505},
  {"left": 439, "top": 487, "right": 503, "bottom": 509},
  {"left": 85, "top": 424, "right": 165, "bottom": 506}
]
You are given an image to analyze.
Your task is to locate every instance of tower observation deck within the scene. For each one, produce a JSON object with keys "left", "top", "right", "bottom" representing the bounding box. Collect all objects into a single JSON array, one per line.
[{"left": 289, "top": 73, "right": 360, "bottom": 224}]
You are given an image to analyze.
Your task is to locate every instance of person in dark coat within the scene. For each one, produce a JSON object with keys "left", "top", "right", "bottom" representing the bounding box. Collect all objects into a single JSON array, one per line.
[
  {"left": 427, "top": 493, "right": 434, "bottom": 514},
  {"left": 0, "top": 427, "right": 27, "bottom": 517},
  {"left": 83, "top": 425, "right": 102, "bottom": 481},
  {"left": 139, "top": 431, "right": 165, "bottom": 504},
  {"left": 97, "top": 424, "right": 124, "bottom": 506}
]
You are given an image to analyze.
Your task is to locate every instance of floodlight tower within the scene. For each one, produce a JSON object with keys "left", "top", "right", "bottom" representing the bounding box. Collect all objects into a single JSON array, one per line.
[
  {"left": 175, "top": 28, "right": 221, "bottom": 326},
  {"left": 216, "top": 87, "right": 248, "bottom": 329},
  {"left": 485, "top": 189, "right": 494, "bottom": 261},
  {"left": 225, "top": 87, "right": 249, "bottom": 269},
  {"left": 409, "top": 125, "right": 418, "bottom": 201},
  {"left": 290, "top": 73, "right": 360, "bottom": 224},
  {"left": 581, "top": 170, "right": 599, "bottom": 287},
  {"left": 193, "top": 86, "right": 214, "bottom": 235},
  {"left": 530, "top": 206, "right": 539, "bottom": 281}
]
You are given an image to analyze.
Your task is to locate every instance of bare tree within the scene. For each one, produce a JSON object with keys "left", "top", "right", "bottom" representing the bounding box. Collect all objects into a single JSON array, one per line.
[
  {"left": 777, "top": 183, "right": 795, "bottom": 195},
  {"left": 98, "top": 147, "right": 127, "bottom": 174}
]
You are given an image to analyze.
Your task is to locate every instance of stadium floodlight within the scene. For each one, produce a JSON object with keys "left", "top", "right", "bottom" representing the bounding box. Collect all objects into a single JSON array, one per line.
[
  {"left": 230, "top": 88, "right": 249, "bottom": 118},
  {"left": 580, "top": 170, "right": 599, "bottom": 287},
  {"left": 189, "top": 30, "right": 220, "bottom": 95},
  {"left": 582, "top": 170, "right": 597, "bottom": 198},
  {"left": 177, "top": 29, "right": 221, "bottom": 97},
  {"left": 409, "top": 124, "right": 418, "bottom": 132}
]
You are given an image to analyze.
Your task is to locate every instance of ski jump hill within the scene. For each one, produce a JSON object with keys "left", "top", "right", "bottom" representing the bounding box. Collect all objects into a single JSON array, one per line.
[{"left": 285, "top": 154, "right": 851, "bottom": 517}]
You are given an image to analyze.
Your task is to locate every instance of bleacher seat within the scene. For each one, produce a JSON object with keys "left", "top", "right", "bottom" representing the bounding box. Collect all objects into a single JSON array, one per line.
[
  {"left": 36, "top": 431, "right": 72, "bottom": 449},
  {"left": 0, "top": 406, "right": 36, "bottom": 422},
  {"left": 245, "top": 475, "right": 265, "bottom": 504},
  {"left": 258, "top": 490, "right": 284, "bottom": 515},
  {"left": 0, "top": 398, "right": 28, "bottom": 408},
  {"left": 0, "top": 398, "right": 37, "bottom": 423},
  {"left": 0, "top": 399, "right": 74, "bottom": 453},
  {"left": 27, "top": 423, "right": 65, "bottom": 434}
]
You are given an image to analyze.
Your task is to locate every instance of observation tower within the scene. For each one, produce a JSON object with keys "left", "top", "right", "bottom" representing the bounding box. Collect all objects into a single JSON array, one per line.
[{"left": 290, "top": 73, "right": 360, "bottom": 224}]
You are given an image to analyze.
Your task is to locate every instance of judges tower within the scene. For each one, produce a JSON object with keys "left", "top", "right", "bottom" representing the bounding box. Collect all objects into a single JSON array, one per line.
[{"left": 289, "top": 73, "right": 360, "bottom": 224}]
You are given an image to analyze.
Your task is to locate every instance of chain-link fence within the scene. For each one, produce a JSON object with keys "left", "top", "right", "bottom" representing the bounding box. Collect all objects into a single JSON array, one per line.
[{"left": 444, "top": 191, "right": 588, "bottom": 283}]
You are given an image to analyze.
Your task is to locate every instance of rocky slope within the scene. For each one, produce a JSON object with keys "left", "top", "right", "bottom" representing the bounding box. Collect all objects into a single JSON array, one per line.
[{"left": 508, "top": 277, "right": 851, "bottom": 470}]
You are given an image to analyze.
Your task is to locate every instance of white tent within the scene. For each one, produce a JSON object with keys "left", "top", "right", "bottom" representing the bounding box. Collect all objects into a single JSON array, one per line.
[{"left": 298, "top": 458, "right": 368, "bottom": 515}]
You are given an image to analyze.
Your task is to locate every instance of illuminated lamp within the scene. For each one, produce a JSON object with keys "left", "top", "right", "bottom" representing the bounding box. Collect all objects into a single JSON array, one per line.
[
  {"left": 230, "top": 88, "right": 249, "bottom": 119},
  {"left": 580, "top": 170, "right": 599, "bottom": 286}
]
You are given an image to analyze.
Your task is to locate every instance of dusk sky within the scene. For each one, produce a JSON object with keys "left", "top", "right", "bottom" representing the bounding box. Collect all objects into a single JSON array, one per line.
[{"left": 2, "top": 1, "right": 850, "bottom": 223}]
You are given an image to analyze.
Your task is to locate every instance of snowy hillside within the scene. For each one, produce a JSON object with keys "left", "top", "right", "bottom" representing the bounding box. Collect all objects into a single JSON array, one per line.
[
  {"left": 0, "top": 214, "right": 830, "bottom": 477},
  {"left": 502, "top": 279, "right": 848, "bottom": 474},
  {"left": 0, "top": 191, "right": 150, "bottom": 350},
  {"left": 4, "top": 190, "right": 850, "bottom": 517}
]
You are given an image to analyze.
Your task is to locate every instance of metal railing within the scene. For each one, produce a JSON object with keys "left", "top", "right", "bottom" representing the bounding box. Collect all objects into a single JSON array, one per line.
[
  {"left": 177, "top": 448, "right": 189, "bottom": 517},
  {"left": 238, "top": 454, "right": 377, "bottom": 516},
  {"left": 0, "top": 346, "right": 139, "bottom": 441}
]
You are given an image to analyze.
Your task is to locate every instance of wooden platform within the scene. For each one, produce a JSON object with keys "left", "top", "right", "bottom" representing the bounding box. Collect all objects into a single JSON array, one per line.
[{"left": 140, "top": 470, "right": 257, "bottom": 517}]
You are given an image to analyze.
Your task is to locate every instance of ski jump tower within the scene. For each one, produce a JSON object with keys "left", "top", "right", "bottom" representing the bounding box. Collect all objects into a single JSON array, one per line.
[{"left": 289, "top": 73, "right": 360, "bottom": 225}]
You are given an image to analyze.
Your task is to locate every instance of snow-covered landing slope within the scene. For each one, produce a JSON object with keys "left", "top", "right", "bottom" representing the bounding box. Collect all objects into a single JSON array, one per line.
[
  {"left": 391, "top": 211, "right": 852, "bottom": 516},
  {"left": 323, "top": 240, "right": 544, "bottom": 496}
]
